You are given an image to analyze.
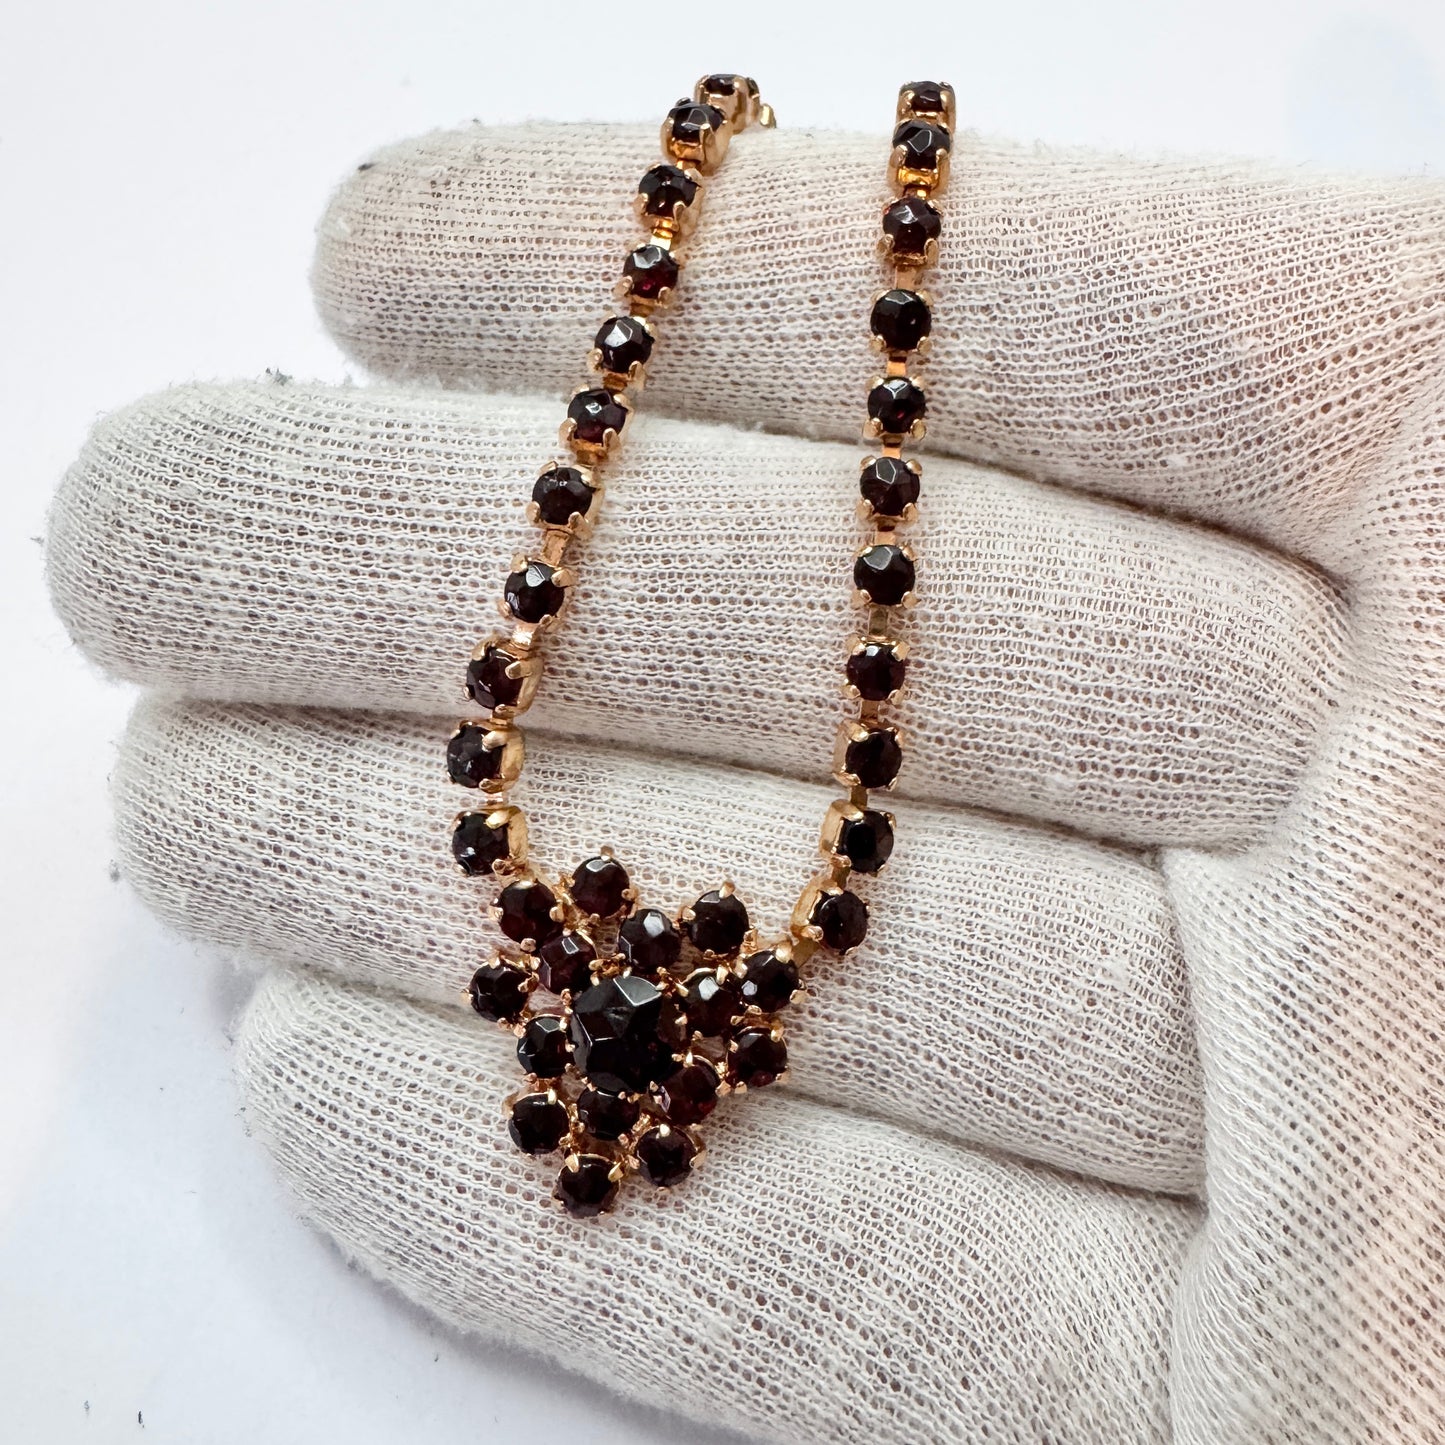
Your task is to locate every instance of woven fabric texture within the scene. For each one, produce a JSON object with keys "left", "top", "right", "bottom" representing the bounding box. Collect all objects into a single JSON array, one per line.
[{"left": 46, "top": 121, "right": 1445, "bottom": 1444}]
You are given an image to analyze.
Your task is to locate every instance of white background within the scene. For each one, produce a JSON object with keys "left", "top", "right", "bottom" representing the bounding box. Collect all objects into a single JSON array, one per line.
[{"left": 3, "top": 3, "right": 1444, "bottom": 1441}]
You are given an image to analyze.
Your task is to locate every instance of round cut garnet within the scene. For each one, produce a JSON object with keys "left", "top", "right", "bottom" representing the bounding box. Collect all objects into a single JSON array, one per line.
[
  {"left": 468, "top": 960, "right": 530, "bottom": 1021},
  {"left": 812, "top": 888, "right": 869, "bottom": 952},
  {"left": 567, "top": 854, "right": 632, "bottom": 918},
  {"left": 593, "top": 315, "right": 654, "bottom": 375},
  {"left": 446, "top": 725, "right": 503, "bottom": 788},
  {"left": 867, "top": 377, "right": 927, "bottom": 435},
  {"left": 452, "top": 811, "right": 512, "bottom": 875},
  {"left": 844, "top": 726, "right": 903, "bottom": 789},
  {"left": 532, "top": 465, "right": 595, "bottom": 526},
  {"left": 465, "top": 644, "right": 523, "bottom": 712},
  {"left": 617, "top": 908, "right": 681, "bottom": 975},
  {"left": 881, "top": 196, "right": 942, "bottom": 258},
  {"left": 737, "top": 949, "right": 800, "bottom": 1012},
  {"left": 902, "top": 80, "right": 950, "bottom": 114},
  {"left": 496, "top": 878, "right": 562, "bottom": 946},
  {"left": 667, "top": 99, "right": 726, "bottom": 147},
  {"left": 637, "top": 163, "right": 699, "bottom": 218},
  {"left": 683, "top": 889, "right": 749, "bottom": 956},
  {"left": 569, "top": 974, "right": 685, "bottom": 1094},
  {"left": 622, "top": 244, "right": 680, "bottom": 301},
  {"left": 870, "top": 289, "right": 932, "bottom": 352},
  {"left": 699, "top": 73, "right": 740, "bottom": 97},
  {"left": 536, "top": 930, "right": 595, "bottom": 995},
  {"left": 509, "top": 1092, "right": 571, "bottom": 1154},
  {"left": 556, "top": 1153, "right": 619, "bottom": 1216},
  {"left": 656, "top": 1058, "right": 720, "bottom": 1126},
  {"left": 575, "top": 1087, "right": 640, "bottom": 1141},
  {"left": 892, "top": 119, "right": 952, "bottom": 170},
  {"left": 854, "top": 543, "right": 916, "bottom": 606},
  {"left": 517, "top": 1014, "right": 571, "bottom": 1078},
  {"left": 859, "top": 456, "right": 921, "bottom": 517},
  {"left": 730, "top": 1028, "right": 788, "bottom": 1088},
  {"left": 846, "top": 641, "right": 908, "bottom": 700},
  {"left": 838, "top": 808, "right": 895, "bottom": 874},
  {"left": 677, "top": 967, "right": 742, "bottom": 1036},
  {"left": 635, "top": 1125, "right": 698, "bottom": 1187},
  {"left": 504, "top": 559, "right": 566, "bottom": 624},
  {"left": 566, "top": 388, "right": 628, "bottom": 447}
]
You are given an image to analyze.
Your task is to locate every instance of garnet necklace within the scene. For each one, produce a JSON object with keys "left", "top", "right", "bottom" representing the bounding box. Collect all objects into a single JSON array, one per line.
[{"left": 447, "top": 75, "right": 952, "bottom": 1216}]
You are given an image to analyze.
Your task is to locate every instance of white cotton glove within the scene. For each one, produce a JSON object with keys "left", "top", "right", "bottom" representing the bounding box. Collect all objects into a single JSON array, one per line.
[{"left": 46, "top": 122, "right": 1445, "bottom": 1444}]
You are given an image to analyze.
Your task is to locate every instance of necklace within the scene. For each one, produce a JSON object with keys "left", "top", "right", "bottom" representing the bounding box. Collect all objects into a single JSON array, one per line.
[{"left": 447, "top": 75, "right": 951, "bottom": 1216}]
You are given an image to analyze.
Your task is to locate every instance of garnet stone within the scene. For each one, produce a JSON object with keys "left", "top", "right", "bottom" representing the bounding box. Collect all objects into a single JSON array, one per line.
[
  {"left": 881, "top": 196, "right": 942, "bottom": 258},
  {"left": 867, "top": 376, "right": 927, "bottom": 436},
  {"left": 844, "top": 725, "right": 903, "bottom": 789},
  {"left": 509, "top": 1092, "right": 571, "bottom": 1154},
  {"left": 468, "top": 960, "right": 530, "bottom": 1022},
  {"left": 635, "top": 1125, "right": 698, "bottom": 1187},
  {"left": 870, "top": 289, "right": 932, "bottom": 352},
  {"left": 568, "top": 854, "right": 632, "bottom": 918},
  {"left": 517, "top": 1014, "right": 571, "bottom": 1079},
  {"left": 568, "top": 974, "right": 685, "bottom": 1094},
  {"left": 622, "top": 244, "right": 679, "bottom": 302},
  {"left": 575, "top": 1086, "right": 640, "bottom": 1141},
  {"left": 812, "top": 888, "right": 869, "bottom": 952},
  {"left": 618, "top": 908, "right": 681, "bottom": 975},
  {"left": 496, "top": 877, "right": 562, "bottom": 946},
  {"left": 465, "top": 644, "right": 524, "bottom": 712},
  {"left": 556, "top": 1153, "right": 619, "bottom": 1216},
  {"left": 892, "top": 119, "right": 952, "bottom": 171},
  {"left": 684, "top": 889, "right": 749, "bottom": 956},
  {"left": 532, "top": 464, "right": 595, "bottom": 526},
  {"left": 737, "top": 949, "right": 800, "bottom": 1012},
  {"left": 536, "top": 930, "right": 595, "bottom": 995},
  {"left": 859, "top": 456, "right": 921, "bottom": 517},
  {"left": 730, "top": 1028, "right": 788, "bottom": 1088},
  {"left": 902, "top": 80, "right": 951, "bottom": 115},
  {"left": 667, "top": 100, "right": 725, "bottom": 148},
  {"left": 656, "top": 1058, "right": 720, "bottom": 1125},
  {"left": 854, "top": 543, "right": 916, "bottom": 606},
  {"left": 566, "top": 388, "right": 628, "bottom": 448},
  {"left": 504, "top": 558, "right": 566, "bottom": 624},
  {"left": 637, "top": 163, "right": 699, "bottom": 219},
  {"left": 838, "top": 808, "right": 895, "bottom": 874},
  {"left": 677, "top": 967, "right": 741, "bottom": 1036},
  {"left": 452, "top": 811, "right": 513, "bottom": 875},
  {"left": 846, "top": 640, "right": 908, "bottom": 700},
  {"left": 446, "top": 725, "right": 503, "bottom": 788},
  {"left": 593, "top": 315, "right": 654, "bottom": 375}
]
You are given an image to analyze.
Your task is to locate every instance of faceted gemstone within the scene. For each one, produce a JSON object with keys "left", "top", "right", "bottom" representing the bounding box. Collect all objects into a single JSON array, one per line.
[
  {"left": 565, "top": 388, "right": 628, "bottom": 447},
  {"left": 656, "top": 1058, "right": 720, "bottom": 1125},
  {"left": 504, "top": 558, "right": 566, "bottom": 624},
  {"left": 635, "top": 1124, "right": 698, "bottom": 1187},
  {"left": 555, "top": 1153, "right": 620, "bottom": 1216},
  {"left": 881, "top": 196, "right": 942, "bottom": 258},
  {"left": 575, "top": 1086, "right": 641, "bottom": 1141},
  {"left": 902, "top": 80, "right": 950, "bottom": 114},
  {"left": 536, "top": 929, "right": 596, "bottom": 995},
  {"left": 622, "top": 244, "right": 680, "bottom": 301},
  {"left": 617, "top": 908, "right": 682, "bottom": 975},
  {"left": 737, "top": 948, "right": 801, "bottom": 1013},
  {"left": 465, "top": 643, "right": 524, "bottom": 712},
  {"left": 812, "top": 888, "right": 869, "bottom": 952},
  {"left": 468, "top": 960, "right": 531, "bottom": 1022},
  {"left": 569, "top": 974, "right": 685, "bottom": 1094},
  {"left": 867, "top": 376, "right": 927, "bottom": 435},
  {"left": 844, "top": 726, "right": 904, "bottom": 789},
  {"left": 846, "top": 640, "right": 908, "bottom": 700},
  {"left": 567, "top": 854, "right": 632, "bottom": 918},
  {"left": 452, "top": 811, "right": 512, "bottom": 875},
  {"left": 496, "top": 878, "right": 562, "bottom": 946},
  {"left": 838, "top": 808, "right": 895, "bottom": 874},
  {"left": 677, "top": 967, "right": 742, "bottom": 1036},
  {"left": 892, "top": 119, "right": 953, "bottom": 170},
  {"left": 517, "top": 1014, "right": 571, "bottom": 1078},
  {"left": 637, "top": 163, "right": 699, "bottom": 219},
  {"left": 683, "top": 889, "right": 749, "bottom": 956},
  {"left": 870, "top": 289, "right": 932, "bottom": 352},
  {"left": 730, "top": 1028, "right": 788, "bottom": 1088},
  {"left": 667, "top": 99, "right": 726, "bottom": 147},
  {"left": 446, "top": 724, "right": 503, "bottom": 788},
  {"left": 699, "top": 73, "right": 740, "bottom": 97},
  {"left": 859, "top": 456, "right": 921, "bottom": 517},
  {"left": 853, "top": 543, "right": 916, "bottom": 606},
  {"left": 593, "top": 315, "right": 654, "bottom": 375},
  {"left": 531, "top": 464, "right": 594, "bottom": 526},
  {"left": 508, "top": 1091, "right": 571, "bottom": 1154}
]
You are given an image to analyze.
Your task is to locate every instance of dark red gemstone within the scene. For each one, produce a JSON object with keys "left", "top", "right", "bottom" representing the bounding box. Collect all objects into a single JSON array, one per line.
[
  {"left": 452, "top": 812, "right": 512, "bottom": 875},
  {"left": 575, "top": 1087, "right": 641, "bottom": 1141},
  {"left": 468, "top": 960, "right": 530, "bottom": 1022},
  {"left": 844, "top": 726, "right": 903, "bottom": 789},
  {"left": 846, "top": 641, "right": 908, "bottom": 700},
  {"left": 504, "top": 558, "right": 566, "bottom": 623},
  {"left": 496, "top": 878, "right": 562, "bottom": 946},
  {"left": 677, "top": 967, "right": 742, "bottom": 1036},
  {"left": 622, "top": 244, "right": 680, "bottom": 301},
  {"left": 813, "top": 889, "right": 869, "bottom": 951},
  {"left": 893, "top": 119, "right": 952, "bottom": 170},
  {"left": 509, "top": 1091, "right": 571, "bottom": 1154},
  {"left": 737, "top": 949, "right": 800, "bottom": 1012},
  {"left": 567, "top": 854, "right": 632, "bottom": 918},
  {"left": 683, "top": 889, "right": 749, "bottom": 956},
  {"left": 618, "top": 908, "right": 681, "bottom": 975},
  {"left": 656, "top": 1058, "right": 720, "bottom": 1125},
  {"left": 730, "top": 1028, "right": 788, "bottom": 1088},
  {"left": 699, "top": 73, "right": 740, "bottom": 97},
  {"left": 516, "top": 1014, "right": 571, "bottom": 1078},
  {"left": 569, "top": 974, "right": 685, "bottom": 1094},
  {"left": 532, "top": 465, "right": 595, "bottom": 526},
  {"left": 446, "top": 725, "right": 503, "bottom": 788},
  {"left": 667, "top": 99, "right": 726, "bottom": 147},
  {"left": 902, "top": 80, "right": 950, "bottom": 114},
  {"left": 465, "top": 644, "right": 523, "bottom": 712},
  {"left": 838, "top": 809, "right": 895, "bottom": 874},
  {"left": 635, "top": 1125, "right": 698, "bottom": 1186},
  {"left": 853, "top": 543, "right": 916, "bottom": 606},
  {"left": 870, "top": 289, "right": 932, "bottom": 352},
  {"left": 859, "top": 456, "right": 921, "bottom": 516},
  {"left": 536, "top": 930, "right": 595, "bottom": 995},
  {"left": 881, "top": 196, "right": 942, "bottom": 258},
  {"left": 867, "top": 376, "right": 927, "bottom": 435},
  {"left": 637, "top": 163, "right": 699, "bottom": 218},
  {"left": 593, "top": 315, "right": 654, "bottom": 375},
  {"left": 555, "top": 1153, "right": 619, "bottom": 1216},
  {"left": 566, "top": 388, "right": 628, "bottom": 447}
]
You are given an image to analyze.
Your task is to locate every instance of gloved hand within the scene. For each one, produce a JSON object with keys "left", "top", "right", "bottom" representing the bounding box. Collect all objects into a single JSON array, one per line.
[{"left": 46, "top": 120, "right": 1445, "bottom": 1444}]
